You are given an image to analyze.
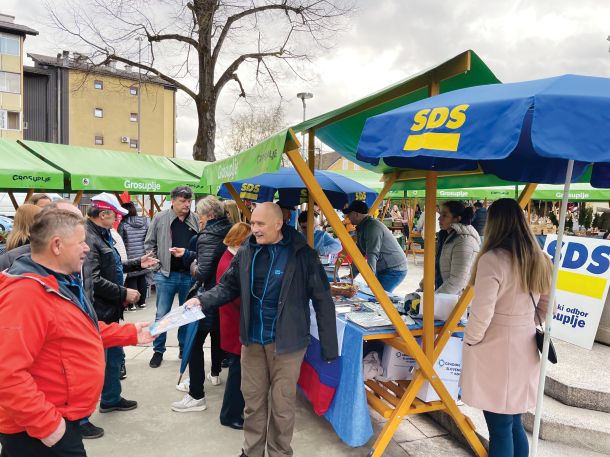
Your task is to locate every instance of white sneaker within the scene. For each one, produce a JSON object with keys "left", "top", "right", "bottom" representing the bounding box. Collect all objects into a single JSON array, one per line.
[
  {"left": 207, "top": 372, "right": 222, "bottom": 386},
  {"left": 171, "top": 394, "right": 207, "bottom": 413},
  {"left": 176, "top": 378, "right": 190, "bottom": 392}
]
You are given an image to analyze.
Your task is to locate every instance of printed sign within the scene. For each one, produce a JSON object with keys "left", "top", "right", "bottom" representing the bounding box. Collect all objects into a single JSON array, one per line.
[
  {"left": 404, "top": 104, "right": 470, "bottom": 152},
  {"left": 543, "top": 235, "right": 610, "bottom": 349}
]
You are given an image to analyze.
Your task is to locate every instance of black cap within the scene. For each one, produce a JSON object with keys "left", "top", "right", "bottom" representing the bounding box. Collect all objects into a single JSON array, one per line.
[
  {"left": 343, "top": 200, "right": 369, "bottom": 215},
  {"left": 276, "top": 200, "right": 295, "bottom": 210}
]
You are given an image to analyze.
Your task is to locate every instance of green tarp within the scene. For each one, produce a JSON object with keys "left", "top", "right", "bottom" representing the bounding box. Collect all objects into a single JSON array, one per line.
[
  {"left": 169, "top": 158, "right": 212, "bottom": 193},
  {"left": 20, "top": 141, "right": 199, "bottom": 193},
  {"left": 0, "top": 140, "right": 64, "bottom": 190},
  {"left": 294, "top": 50, "right": 500, "bottom": 174},
  {"left": 201, "top": 129, "right": 299, "bottom": 194}
]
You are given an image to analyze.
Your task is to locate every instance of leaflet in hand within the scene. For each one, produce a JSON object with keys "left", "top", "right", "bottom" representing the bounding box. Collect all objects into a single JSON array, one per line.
[{"left": 149, "top": 306, "right": 205, "bottom": 336}]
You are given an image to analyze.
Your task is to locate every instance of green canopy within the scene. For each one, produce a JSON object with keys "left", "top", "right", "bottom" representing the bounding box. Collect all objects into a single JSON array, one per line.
[
  {"left": 294, "top": 50, "right": 500, "bottom": 174},
  {"left": 169, "top": 158, "right": 212, "bottom": 194},
  {"left": 0, "top": 140, "right": 64, "bottom": 190},
  {"left": 200, "top": 129, "right": 299, "bottom": 194},
  {"left": 20, "top": 141, "right": 199, "bottom": 193}
]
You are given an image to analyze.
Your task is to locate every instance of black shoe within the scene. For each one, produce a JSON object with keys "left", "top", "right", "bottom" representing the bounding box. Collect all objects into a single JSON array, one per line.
[
  {"left": 149, "top": 351, "right": 163, "bottom": 368},
  {"left": 127, "top": 305, "right": 137, "bottom": 312},
  {"left": 221, "top": 358, "right": 230, "bottom": 368},
  {"left": 178, "top": 349, "right": 183, "bottom": 360},
  {"left": 80, "top": 421, "right": 104, "bottom": 439},
  {"left": 119, "top": 363, "right": 127, "bottom": 380},
  {"left": 239, "top": 451, "right": 248, "bottom": 457},
  {"left": 99, "top": 397, "right": 138, "bottom": 413},
  {"left": 137, "top": 303, "right": 147, "bottom": 309},
  {"left": 221, "top": 420, "right": 244, "bottom": 430}
]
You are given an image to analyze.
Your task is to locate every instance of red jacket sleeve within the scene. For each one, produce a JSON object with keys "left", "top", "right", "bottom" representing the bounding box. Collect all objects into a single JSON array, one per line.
[
  {"left": 99, "top": 322, "right": 138, "bottom": 348},
  {"left": 0, "top": 286, "right": 62, "bottom": 439}
]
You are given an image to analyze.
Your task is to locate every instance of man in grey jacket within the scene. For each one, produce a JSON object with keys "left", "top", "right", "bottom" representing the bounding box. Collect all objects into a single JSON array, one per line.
[
  {"left": 144, "top": 186, "right": 199, "bottom": 368},
  {"left": 344, "top": 200, "right": 408, "bottom": 292}
]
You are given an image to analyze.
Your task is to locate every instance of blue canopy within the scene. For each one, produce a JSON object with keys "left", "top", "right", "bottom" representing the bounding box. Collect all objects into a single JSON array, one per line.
[
  {"left": 357, "top": 75, "right": 610, "bottom": 187},
  {"left": 218, "top": 167, "right": 378, "bottom": 209}
]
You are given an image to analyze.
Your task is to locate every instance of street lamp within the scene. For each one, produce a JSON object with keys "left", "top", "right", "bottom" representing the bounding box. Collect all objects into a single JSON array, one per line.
[
  {"left": 297, "top": 92, "right": 313, "bottom": 158},
  {"left": 135, "top": 36, "right": 144, "bottom": 154}
]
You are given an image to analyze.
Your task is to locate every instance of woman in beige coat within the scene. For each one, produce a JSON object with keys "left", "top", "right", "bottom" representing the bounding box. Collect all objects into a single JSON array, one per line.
[{"left": 460, "top": 198, "right": 552, "bottom": 457}]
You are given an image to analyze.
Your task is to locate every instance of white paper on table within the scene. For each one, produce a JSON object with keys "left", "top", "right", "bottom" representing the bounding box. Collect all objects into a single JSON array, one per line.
[{"left": 149, "top": 306, "right": 205, "bottom": 336}]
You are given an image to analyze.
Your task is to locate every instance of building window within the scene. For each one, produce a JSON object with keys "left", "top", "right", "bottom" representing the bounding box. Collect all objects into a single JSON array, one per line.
[
  {"left": 0, "top": 110, "right": 20, "bottom": 130},
  {"left": 95, "top": 135, "right": 104, "bottom": 145},
  {"left": 94, "top": 80, "right": 103, "bottom": 90},
  {"left": 0, "top": 71, "right": 20, "bottom": 94},
  {"left": 130, "top": 86, "right": 138, "bottom": 96},
  {"left": 130, "top": 139, "right": 138, "bottom": 149},
  {"left": 94, "top": 108, "right": 103, "bottom": 118},
  {"left": 0, "top": 34, "right": 20, "bottom": 56},
  {"left": 130, "top": 112, "right": 138, "bottom": 122}
]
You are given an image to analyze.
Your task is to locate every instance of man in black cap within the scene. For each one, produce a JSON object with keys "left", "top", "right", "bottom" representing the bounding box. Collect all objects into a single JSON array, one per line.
[
  {"left": 276, "top": 201, "right": 296, "bottom": 226},
  {"left": 343, "top": 200, "right": 408, "bottom": 292}
]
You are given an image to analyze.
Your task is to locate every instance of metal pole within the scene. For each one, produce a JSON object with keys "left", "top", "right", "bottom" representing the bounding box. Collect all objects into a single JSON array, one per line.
[
  {"left": 530, "top": 159, "right": 574, "bottom": 457},
  {"left": 136, "top": 36, "right": 143, "bottom": 154}
]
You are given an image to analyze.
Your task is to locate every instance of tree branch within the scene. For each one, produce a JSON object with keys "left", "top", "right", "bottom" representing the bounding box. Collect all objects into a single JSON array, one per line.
[
  {"left": 214, "top": 50, "right": 284, "bottom": 94},
  {"left": 212, "top": 3, "right": 305, "bottom": 66},
  {"left": 102, "top": 54, "right": 198, "bottom": 101},
  {"left": 146, "top": 31, "right": 198, "bottom": 48}
]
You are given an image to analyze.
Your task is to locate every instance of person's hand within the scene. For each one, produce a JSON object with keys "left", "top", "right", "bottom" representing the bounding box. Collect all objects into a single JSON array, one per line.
[
  {"left": 183, "top": 297, "right": 201, "bottom": 309},
  {"left": 41, "top": 418, "right": 65, "bottom": 447},
  {"left": 134, "top": 322, "right": 156, "bottom": 344},
  {"left": 169, "top": 247, "right": 185, "bottom": 258},
  {"left": 125, "top": 288, "right": 141, "bottom": 304},
  {"left": 140, "top": 253, "right": 160, "bottom": 268}
]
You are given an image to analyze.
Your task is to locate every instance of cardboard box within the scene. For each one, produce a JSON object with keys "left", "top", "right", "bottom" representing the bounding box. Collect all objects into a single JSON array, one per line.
[
  {"left": 381, "top": 344, "right": 418, "bottom": 380},
  {"left": 393, "top": 336, "right": 463, "bottom": 403}
]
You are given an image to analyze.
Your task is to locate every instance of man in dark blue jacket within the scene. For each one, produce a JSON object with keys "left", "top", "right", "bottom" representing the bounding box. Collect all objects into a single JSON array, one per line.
[{"left": 184, "top": 202, "right": 337, "bottom": 457}]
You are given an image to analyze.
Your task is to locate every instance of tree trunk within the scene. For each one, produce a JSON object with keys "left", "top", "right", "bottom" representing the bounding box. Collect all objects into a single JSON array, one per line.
[{"left": 193, "top": 97, "right": 217, "bottom": 162}]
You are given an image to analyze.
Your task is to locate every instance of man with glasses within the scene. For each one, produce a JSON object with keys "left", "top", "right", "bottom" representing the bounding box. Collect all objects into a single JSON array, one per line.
[{"left": 145, "top": 186, "right": 199, "bottom": 368}]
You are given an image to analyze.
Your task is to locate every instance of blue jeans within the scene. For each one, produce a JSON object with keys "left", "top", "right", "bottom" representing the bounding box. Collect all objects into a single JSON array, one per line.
[
  {"left": 377, "top": 268, "right": 407, "bottom": 293},
  {"left": 153, "top": 271, "right": 192, "bottom": 353},
  {"left": 101, "top": 347, "right": 124, "bottom": 406},
  {"left": 483, "top": 411, "right": 529, "bottom": 457}
]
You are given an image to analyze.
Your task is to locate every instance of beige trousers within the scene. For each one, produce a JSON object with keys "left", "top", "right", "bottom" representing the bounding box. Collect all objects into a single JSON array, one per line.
[{"left": 240, "top": 343, "right": 306, "bottom": 457}]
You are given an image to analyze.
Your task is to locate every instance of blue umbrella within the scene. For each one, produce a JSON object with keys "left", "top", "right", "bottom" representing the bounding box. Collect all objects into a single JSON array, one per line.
[
  {"left": 178, "top": 320, "right": 198, "bottom": 384},
  {"left": 218, "top": 167, "right": 378, "bottom": 209},
  {"left": 356, "top": 74, "right": 610, "bottom": 457}
]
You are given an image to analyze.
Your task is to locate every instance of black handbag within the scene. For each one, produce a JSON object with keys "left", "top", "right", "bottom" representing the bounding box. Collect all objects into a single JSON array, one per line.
[{"left": 530, "top": 293, "right": 558, "bottom": 364}]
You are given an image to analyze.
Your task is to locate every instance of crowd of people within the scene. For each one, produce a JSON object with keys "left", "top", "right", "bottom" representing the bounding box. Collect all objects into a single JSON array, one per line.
[{"left": 0, "top": 188, "right": 554, "bottom": 457}]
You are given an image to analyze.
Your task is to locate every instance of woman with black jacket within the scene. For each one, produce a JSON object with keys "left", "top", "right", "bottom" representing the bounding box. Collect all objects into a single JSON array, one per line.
[
  {"left": 118, "top": 202, "right": 150, "bottom": 311},
  {"left": 169, "top": 196, "right": 233, "bottom": 413}
]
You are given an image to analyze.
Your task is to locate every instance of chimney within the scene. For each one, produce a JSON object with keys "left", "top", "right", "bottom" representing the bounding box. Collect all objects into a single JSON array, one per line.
[
  {"left": 62, "top": 50, "right": 70, "bottom": 58},
  {"left": 0, "top": 14, "right": 15, "bottom": 23}
]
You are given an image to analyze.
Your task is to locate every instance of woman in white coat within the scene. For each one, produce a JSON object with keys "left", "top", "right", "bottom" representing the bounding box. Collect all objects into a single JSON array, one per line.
[{"left": 460, "top": 198, "right": 552, "bottom": 457}]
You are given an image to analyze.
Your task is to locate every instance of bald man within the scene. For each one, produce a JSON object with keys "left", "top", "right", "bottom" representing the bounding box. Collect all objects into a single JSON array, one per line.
[{"left": 185, "top": 202, "right": 338, "bottom": 457}]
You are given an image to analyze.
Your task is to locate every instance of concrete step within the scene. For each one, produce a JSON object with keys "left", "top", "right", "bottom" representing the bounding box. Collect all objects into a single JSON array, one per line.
[
  {"left": 545, "top": 340, "right": 610, "bottom": 413},
  {"left": 431, "top": 404, "right": 607, "bottom": 457},
  {"left": 523, "top": 395, "right": 610, "bottom": 455}
]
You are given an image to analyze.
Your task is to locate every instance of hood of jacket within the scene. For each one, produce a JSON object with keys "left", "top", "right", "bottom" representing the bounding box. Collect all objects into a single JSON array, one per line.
[
  {"left": 449, "top": 223, "right": 481, "bottom": 244},
  {"left": 204, "top": 216, "right": 232, "bottom": 237},
  {"left": 123, "top": 215, "right": 148, "bottom": 229}
]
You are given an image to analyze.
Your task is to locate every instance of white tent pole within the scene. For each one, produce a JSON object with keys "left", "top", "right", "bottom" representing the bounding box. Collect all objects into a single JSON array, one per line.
[{"left": 530, "top": 159, "right": 574, "bottom": 457}]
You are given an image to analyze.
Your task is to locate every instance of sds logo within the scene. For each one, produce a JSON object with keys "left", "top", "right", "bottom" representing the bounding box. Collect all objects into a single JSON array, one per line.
[{"left": 403, "top": 104, "right": 470, "bottom": 153}]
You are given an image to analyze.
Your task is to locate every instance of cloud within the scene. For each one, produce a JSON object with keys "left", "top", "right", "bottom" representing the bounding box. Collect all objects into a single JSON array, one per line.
[{"left": 5, "top": 0, "right": 610, "bottom": 160}]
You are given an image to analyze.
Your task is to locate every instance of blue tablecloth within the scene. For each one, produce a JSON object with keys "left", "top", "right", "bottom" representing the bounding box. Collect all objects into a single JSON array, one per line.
[{"left": 323, "top": 315, "right": 446, "bottom": 447}]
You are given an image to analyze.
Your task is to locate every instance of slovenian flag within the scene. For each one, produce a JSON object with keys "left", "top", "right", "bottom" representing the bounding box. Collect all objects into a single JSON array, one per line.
[{"left": 298, "top": 337, "right": 342, "bottom": 415}]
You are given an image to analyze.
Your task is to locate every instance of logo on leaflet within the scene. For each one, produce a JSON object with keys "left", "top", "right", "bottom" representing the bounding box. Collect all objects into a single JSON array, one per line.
[{"left": 403, "top": 104, "right": 470, "bottom": 152}]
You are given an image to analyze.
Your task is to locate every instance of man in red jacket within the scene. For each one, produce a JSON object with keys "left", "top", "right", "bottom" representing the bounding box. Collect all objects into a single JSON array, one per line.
[{"left": 0, "top": 208, "right": 155, "bottom": 457}]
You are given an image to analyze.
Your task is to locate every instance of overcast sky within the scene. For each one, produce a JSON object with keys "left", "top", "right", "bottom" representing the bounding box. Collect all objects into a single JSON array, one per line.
[{"left": 4, "top": 0, "right": 610, "bottom": 160}]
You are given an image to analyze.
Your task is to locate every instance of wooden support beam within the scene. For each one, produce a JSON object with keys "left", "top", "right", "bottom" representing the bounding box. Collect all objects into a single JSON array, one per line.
[
  {"left": 73, "top": 191, "right": 83, "bottom": 206},
  {"left": 224, "top": 183, "right": 252, "bottom": 221},
  {"left": 7, "top": 192, "right": 18, "bottom": 210},
  {"left": 518, "top": 183, "right": 538, "bottom": 209},
  {"left": 25, "top": 189, "right": 34, "bottom": 203},
  {"left": 369, "top": 172, "right": 398, "bottom": 216},
  {"left": 307, "top": 129, "right": 316, "bottom": 248}
]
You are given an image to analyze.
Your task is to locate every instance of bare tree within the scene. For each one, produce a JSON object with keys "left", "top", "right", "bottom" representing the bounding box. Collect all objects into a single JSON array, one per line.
[
  {"left": 47, "top": 0, "right": 353, "bottom": 161},
  {"left": 226, "top": 104, "right": 285, "bottom": 154}
]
